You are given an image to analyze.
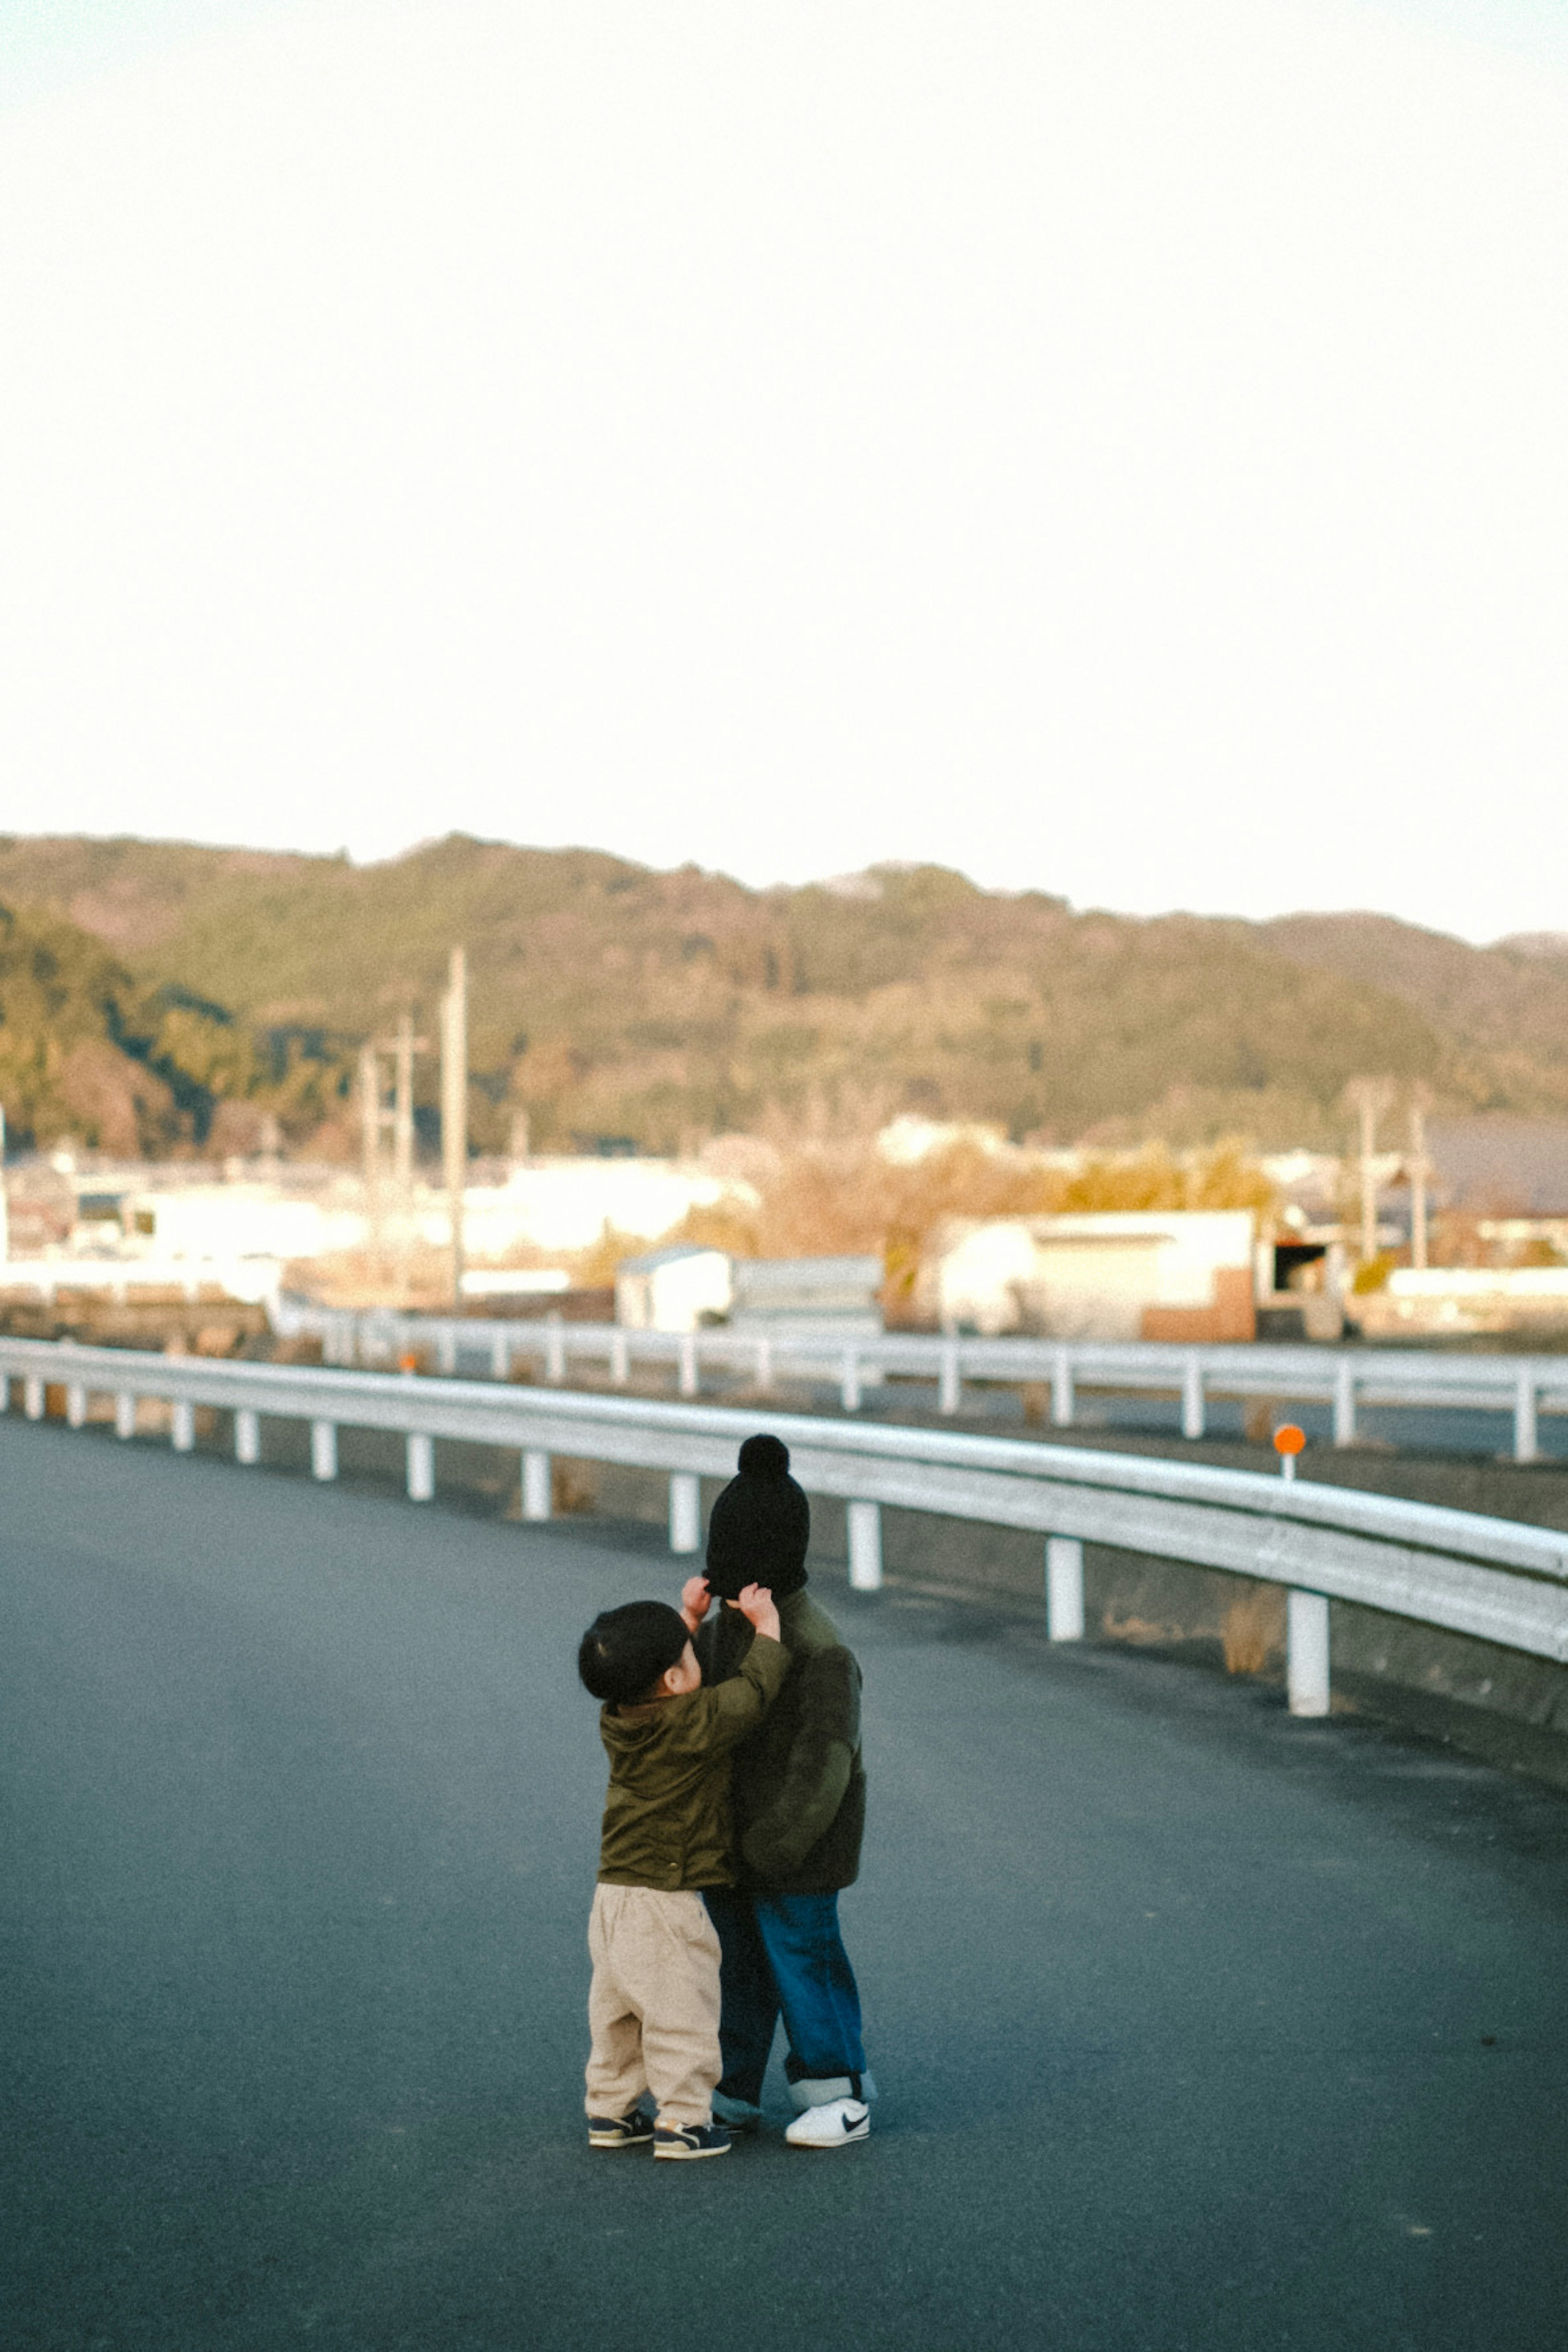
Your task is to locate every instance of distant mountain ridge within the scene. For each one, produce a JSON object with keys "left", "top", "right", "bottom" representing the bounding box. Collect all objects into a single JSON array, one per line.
[{"left": 0, "top": 832, "right": 1565, "bottom": 1157}]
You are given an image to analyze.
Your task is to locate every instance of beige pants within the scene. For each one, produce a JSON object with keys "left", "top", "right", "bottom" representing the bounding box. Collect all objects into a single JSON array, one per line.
[{"left": 585, "top": 1883, "right": 722, "bottom": 2129}]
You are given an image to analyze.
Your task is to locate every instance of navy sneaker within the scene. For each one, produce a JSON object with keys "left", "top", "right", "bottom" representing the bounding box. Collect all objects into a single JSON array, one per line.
[
  {"left": 588, "top": 2109, "right": 655, "bottom": 2149},
  {"left": 653, "top": 2121, "right": 732, "bottom": 2161},
  {"left": 712, "top": 2091, "right": 764, "bottom": 2133}
]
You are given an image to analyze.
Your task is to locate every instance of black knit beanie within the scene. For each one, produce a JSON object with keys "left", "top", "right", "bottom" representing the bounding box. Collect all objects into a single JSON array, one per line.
[{"left": 704, "top": 1433, "right": 810, "bottom": 1600}]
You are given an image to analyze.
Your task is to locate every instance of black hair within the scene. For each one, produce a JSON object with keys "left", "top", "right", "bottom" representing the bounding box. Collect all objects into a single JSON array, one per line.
[{"left": 577, "top": 1600, "right": 691, "bottom": 1707}]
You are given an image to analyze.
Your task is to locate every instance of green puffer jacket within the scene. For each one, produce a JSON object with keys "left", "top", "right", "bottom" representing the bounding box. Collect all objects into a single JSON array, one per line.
[
  {"left": 696, "top": 1590, "right": 866, "bottom": 1893},
  {"left": 596, "top": 1636, "right": 791, "bottom": 1891}
]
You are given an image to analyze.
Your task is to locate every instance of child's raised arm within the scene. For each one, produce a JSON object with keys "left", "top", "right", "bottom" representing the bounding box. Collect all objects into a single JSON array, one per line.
[
  {"left": 679, "top": 1575, "right": 713, "bottom": 1635},
  {"left": 670, "top": 1583, "right": 788, "bottom": 1754},
  {"left": 735, "top": 1581, "right": 781, "bottom": 1645}
]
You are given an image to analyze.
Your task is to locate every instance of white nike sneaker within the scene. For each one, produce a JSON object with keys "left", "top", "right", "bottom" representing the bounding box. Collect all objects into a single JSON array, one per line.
[{"left": 784, "top": 2097, "right": 870, "bottom": 2149}]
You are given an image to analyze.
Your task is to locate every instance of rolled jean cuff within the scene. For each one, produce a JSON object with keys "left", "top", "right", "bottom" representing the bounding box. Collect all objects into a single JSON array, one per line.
[{"left": 786, "top": 2070, "right": 878, "bottom": 2112}]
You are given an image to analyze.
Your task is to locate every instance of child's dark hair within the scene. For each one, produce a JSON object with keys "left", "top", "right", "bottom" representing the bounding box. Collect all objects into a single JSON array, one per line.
[{"left": 578, "top": 1601, "right": 691, "bottom": 1707}]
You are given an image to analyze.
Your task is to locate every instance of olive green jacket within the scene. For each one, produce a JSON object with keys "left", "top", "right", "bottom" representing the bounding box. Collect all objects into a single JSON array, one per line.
[
  {"left": 696, "top": 1590, "right": 866, "bottom": 1894},
  {"left": 595, "top": 1635, "right": 790, "bottom": 1891}
]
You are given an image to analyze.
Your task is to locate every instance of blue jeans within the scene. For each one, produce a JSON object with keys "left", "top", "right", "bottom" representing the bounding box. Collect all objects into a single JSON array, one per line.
[{"left": 703, "top": 1889, "right": 868, "bottom": 2107}]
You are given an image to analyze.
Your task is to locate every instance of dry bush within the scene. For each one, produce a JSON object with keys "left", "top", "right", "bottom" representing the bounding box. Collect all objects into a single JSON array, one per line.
[
  {"left": 1222, "top": 1585, "right": 1284, "bottom": 1675},
  {"left": 551, "top": 1459, "right": 597, "bottom": 1514},
  {"left": 670, "top": 1134, "right": 1275, "bottom": 1322},
  {"left": 1059, "top": 1143, "right": 1275, "bottom": 1215}
]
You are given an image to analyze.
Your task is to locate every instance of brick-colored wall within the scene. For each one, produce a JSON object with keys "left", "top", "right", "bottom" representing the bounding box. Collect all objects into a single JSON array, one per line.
[{"left": 1140, "top": 1265, "right": 1255, "bottom": 1343}]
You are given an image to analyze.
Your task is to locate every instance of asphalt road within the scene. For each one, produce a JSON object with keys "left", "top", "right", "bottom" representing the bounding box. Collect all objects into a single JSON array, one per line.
[{"left": 5, "top": 1419, "right": 1568, "bottom": 2351}]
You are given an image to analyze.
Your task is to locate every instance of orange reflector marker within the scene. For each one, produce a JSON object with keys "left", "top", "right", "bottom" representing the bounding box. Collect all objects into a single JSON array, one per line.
[{"left": 1274, "top": 1422, "right": 1306, "bottom": 1482}]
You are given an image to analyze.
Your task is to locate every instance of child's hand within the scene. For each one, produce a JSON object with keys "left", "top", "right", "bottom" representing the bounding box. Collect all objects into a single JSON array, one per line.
[
  {"left": 679, "top": 1575, "right": 712, "bottom": 1633},
  {"left": 735, "top": 1582, "right": 781, "bottom": 1643}
]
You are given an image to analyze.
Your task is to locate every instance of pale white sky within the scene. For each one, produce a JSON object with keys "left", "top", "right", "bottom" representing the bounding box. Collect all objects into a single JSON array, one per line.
[{"left": 1, "top": 0, "right": 1565, "bottom": 940}]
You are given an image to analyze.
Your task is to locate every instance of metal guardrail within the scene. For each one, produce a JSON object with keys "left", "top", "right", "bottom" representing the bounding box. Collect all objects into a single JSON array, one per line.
[
  {"left": 272, "top": 1298, "right": 1568, "bottom": 1462},
  {"left": 0, "top": 1257, "right": 284, "bottom": 1308},
  {"left": 4, "top": 1334, "right": 1567, "bottom": 1728}
]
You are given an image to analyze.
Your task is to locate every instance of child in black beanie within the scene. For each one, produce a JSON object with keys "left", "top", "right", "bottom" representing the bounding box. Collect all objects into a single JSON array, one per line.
[{"left": 689, "top": 1434, "right": 876, "bottom": 2149}]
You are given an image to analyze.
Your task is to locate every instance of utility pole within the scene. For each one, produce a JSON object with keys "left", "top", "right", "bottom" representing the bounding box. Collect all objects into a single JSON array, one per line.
[
  {"left": 393, "top": 1013, "right": 416, "bottom": 1203},
  {"left": 359, "top": 1043, "right": 385, "bottom": 1270},
  {"left": 441, "top": 947, "right": 468, "bottom": 1310},
  {"left": 361, "top": 1018, "right": 426, "bottom": 1296},
  {"left": 1408, "top": 1091, "right": 1431, "bottom": 1271},
  {"left": 393, "top": 1011, "right": 416, "bottom": 1299},
  {"left": 1345, "top": 1076, "right": 1396, "bottom": 1266}
]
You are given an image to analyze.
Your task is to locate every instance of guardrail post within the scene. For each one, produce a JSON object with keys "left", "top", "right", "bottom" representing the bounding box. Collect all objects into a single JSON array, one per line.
[
  {"left": 1181, "top": 1357, "right": 1204, "bottom": 1441},
  {"left": 438, "top": 1330, "right": 458, "bottom": 1377},
  {"left": 67, "top": 1381, "right": 87, "bottom": 1429},
  {"left": 235, "top": 1408, "right": 260, "bottom": 1465},
  {"left": 407, "top": 1431, "right": 434, "bottom": 1501},
  {"left": 1515, "top": 1372, "right": 1539, "bottom": 1465},
  {"left": 841, "top": 1349, "right": 862, "bottom": 1412},
  {"left": 0, "top": 1374, "right": 7, "bottom": 1413},
  {"left": 669, "top": 1471, "right": 701, "bottom": 1555},
  {"left": 754, "top": 1336, "right": 772, "bottom": 1394},
  {"left": 522, "top": 1448, "right": 552, "bottom": 1521},
  {"left": 24, "top": 1375, "right": 44, "bottom": 1421},
  {"left": 1287, "top": 1590, "right": 1331, "bottom": 1717},
  {"left": 1046, "top": 1537, "right": 1085, "bottom": 1641},
  {"left": 611, "top": 1331, "right": 630, "bottom": 1385},
  {"left": 1052, "top": 1348, "right": 1074, "bottom": 1427},
  {"left": 546, "top": 1320, "right": 566, "bottom": 1385},
  {"left": 490, "top": 1331, "right": 509, "bottom": 1380},
  {"left": 1333, "top": 1360, "right": 1356, "bottom": 1447},
  {"left": 172, "top": 1400, "right": 195, "bottom": 1453},
  {"left": 938, "top": 1341, "right": 960, "bottom": 1416},
  {"left": 848, "top": 1499, "right": 882, "bottom": 1592},
  {"left": 678, "top": 1335, "right": 698, "bottom": 1398},
  {"left": 311, "top": 1420, "right": 337, "bottom": 1481},
  {"left": 116, "top": 1392, "right": 137, "bottom": 1441}
]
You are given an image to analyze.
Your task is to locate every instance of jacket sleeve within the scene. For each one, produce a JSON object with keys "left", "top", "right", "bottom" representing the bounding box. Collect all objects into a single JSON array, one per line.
[
  {"left": 686, "top": 1635, "right": 790, "bottom": 1755},
  {"left": 741, "top": 1648, "right": 860, "bottom": 1878}
]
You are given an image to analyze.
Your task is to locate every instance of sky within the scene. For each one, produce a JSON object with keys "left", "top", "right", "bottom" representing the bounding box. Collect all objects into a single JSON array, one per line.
[{"left": 1, "top": 0, "right": 1566, "bottom": 942}]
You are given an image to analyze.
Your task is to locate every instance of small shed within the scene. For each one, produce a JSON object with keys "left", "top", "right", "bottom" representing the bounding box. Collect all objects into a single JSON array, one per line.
[
  {"left": 615, "top": 1245, "right": 732, "bottom": 1333},
  {"left": 728, "top": 1256, "right": 884, "bottom": 1337}
]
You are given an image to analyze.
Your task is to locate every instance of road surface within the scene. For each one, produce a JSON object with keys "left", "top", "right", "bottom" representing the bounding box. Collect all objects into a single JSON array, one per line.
[{"left": 4, "top": 1418, "right": 1567, "bottom": 2349}]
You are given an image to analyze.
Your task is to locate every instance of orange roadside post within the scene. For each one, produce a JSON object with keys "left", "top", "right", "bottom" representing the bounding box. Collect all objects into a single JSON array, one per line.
[{"left": 1274, "top": 1423, "right": 1306, "bottom": 1482}]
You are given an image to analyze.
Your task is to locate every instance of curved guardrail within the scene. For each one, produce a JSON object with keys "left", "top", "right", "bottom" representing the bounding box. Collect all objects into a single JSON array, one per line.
[
  {"left": 271, "top": 1298, "right": 1568, "bottom": 1462},
  {"left": 4, "top": 1333, "right": 1567, "bottom": 1730}
]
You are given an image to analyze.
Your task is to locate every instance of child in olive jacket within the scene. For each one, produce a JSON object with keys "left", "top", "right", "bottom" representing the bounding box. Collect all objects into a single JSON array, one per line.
[
  {"left": 577, "top": 1579, "right": 788, "bottom": 2159},
  {"left": 691, "top": 1434, "right": 875, "bottom": 2151}
]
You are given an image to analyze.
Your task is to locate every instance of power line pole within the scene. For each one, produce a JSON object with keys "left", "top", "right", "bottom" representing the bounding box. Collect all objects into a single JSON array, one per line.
[
  {"left": 441, "top": 946, "right": 468, "bottom": 1310},
  {"left": 1409, "top": 1092, "right": 1431, "bottom": 1271},
  {"left": 359, "top": 1043, "right": 385, "bottom": 1271},
  {"left": 361, "top": 1019, "right": 427, "bottom": 1298},
  {"left": 393, "top": 1012, "right": 417, "bottom": 1301},
  {"left": 1345, "top": 1076, "right": 1396, "bottom": 1265}
]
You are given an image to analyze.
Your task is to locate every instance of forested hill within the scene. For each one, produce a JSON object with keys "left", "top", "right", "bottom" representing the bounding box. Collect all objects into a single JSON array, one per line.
[{"left": 1, "top": 831, "right": 1566, "bottom": 1158}]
